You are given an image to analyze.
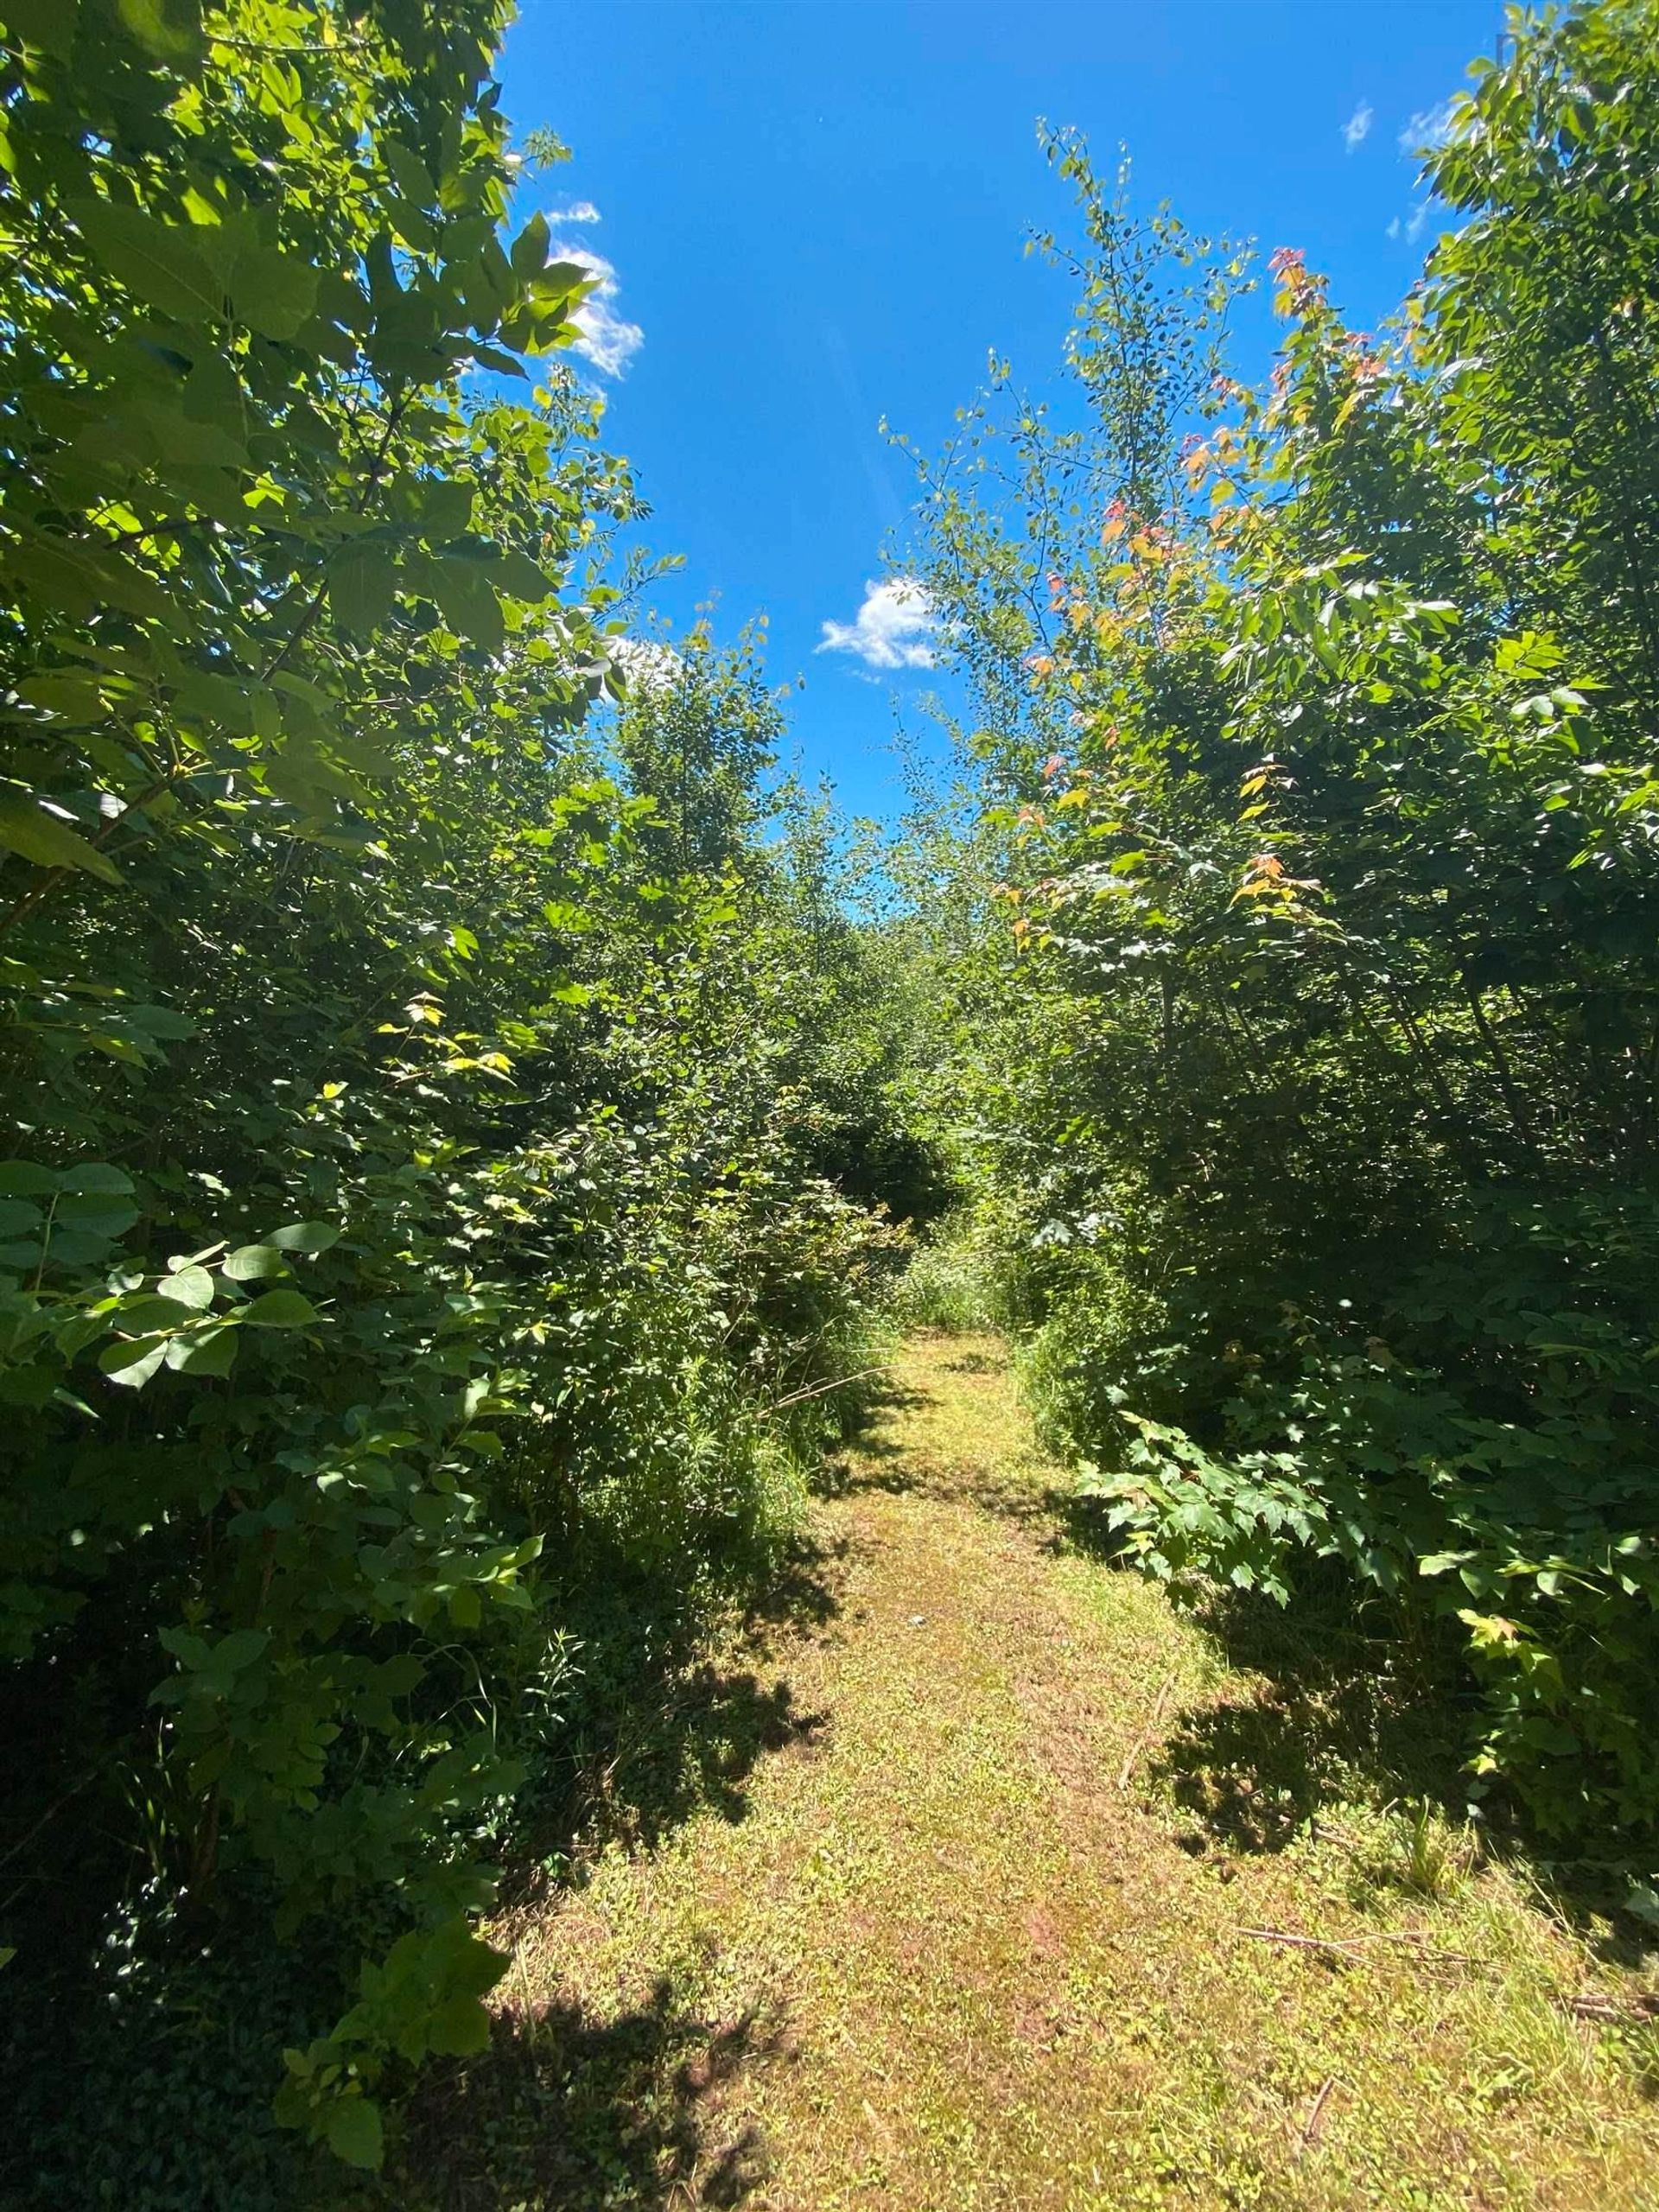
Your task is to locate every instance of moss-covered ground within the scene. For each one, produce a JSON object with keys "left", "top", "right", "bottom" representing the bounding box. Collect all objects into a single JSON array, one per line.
[{"left": 398, "top": 1334, "right": 1659, "bottom": 2210}]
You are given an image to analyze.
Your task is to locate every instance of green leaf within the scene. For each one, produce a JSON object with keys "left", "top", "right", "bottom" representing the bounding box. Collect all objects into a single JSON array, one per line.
[
  {"left": 157, "top": 1264, "right": 215, "bottom": 1311},
  {"left": 240, "top": 1288, "right": 321, "bottom": 1328},
  {"left": 68, "top": 199, "right": 225, "bottom": 326},
  {"left": 508, "top": 211, "right": 550, "bottom": 279},
  {"left": 467, "top": 344, "right": 528, "bottom": 379},
  {"left": 57, "top": 1192, "right": 139, "bottom": 1236},
  {"left": 0, "top": 788, "right": 121, "bottom": 885},
  {"left": 163, "top": 1325, "right": 238, "bottom": 1376},
  {"left": 228, "top": 242, "right": 319, "bottom": 341},
  {"left": 116, "top": 0, "right": 202, "bottom": 61},
  {"left": 269, "top": 1221, "right": 340, "bottom": 1254},
  {"left": 48, "top": 1227, "right": 125, "bottom": 1266},
  {"left": 222, "top": 1243, "right": 290, "bottom": 1281},
  {"left": 329, "top": 543, "right": 398, "bottom": 641},
  {"left": 428, "top": 557, "right": 505, "bottom": 654},
  {"left": 1419, "top": 1552, "right": 1475, "bottom": 1578},
  {"left": 382, "top": 139, "right": 436, "bottom": 210},
  {"left": 537, "top": 260, "right": 592, "bottom": 302},
  {"left": 59, "top": 1164, "right": 135, "bottom": 1197},
  {"left": 99, "top": 1333, "right": 171, "bottom": 1389},
  {"left": 213, "top": 1628, "right": 270, "bottom": 1672},
  {"left": 426, "top": 1993, "right": 491, "bottom": 2057},
  {"left": 323, "top": 2097, "right": 384, "bottom": 2171},
  {"left": 2, "top": 0, "right": 79, "bottom": 57},
  {"left": 111, "top": 1294, "right": 189, "bottom": 1333},
  {"left": 11, "top": 672, "right": 109, "bottom": 722},
  {"left": 0, "top": 1163, "right": 59, "bottom": 1198},
  {"left": 7, "top": 533, "right": 175, "bottom": 624},
  {"left": 487, "top": 548, "right": 556, "bottom": 603}
]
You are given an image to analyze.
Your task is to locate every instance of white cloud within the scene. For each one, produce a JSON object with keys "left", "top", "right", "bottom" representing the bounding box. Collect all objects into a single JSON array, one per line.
[
  {"left": 1399, "top": 99, "right": 1457, "bottom": 155},
  {"left": 1341, "top": 100, "right": 1373, "bottom": 152},
  {"left": 1387, "top": 200, "right": 1434, "bottom": 245},
  {"left": 817, "top": 577, "right": 936, "bottom": 671},
  {"left": 550, "top": 200, "right": 601, "bottom": 224},
  {"left": 550, "top": 240, "right": 643, "bottom": 378}
]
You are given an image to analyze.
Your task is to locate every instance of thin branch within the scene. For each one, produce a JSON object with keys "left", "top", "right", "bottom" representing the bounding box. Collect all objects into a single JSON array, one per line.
[
  {"left": 766, "top": 1365, "right": 891, "bottom": 1415},
  {"left": 1294, "top": 2075, "right": 1338, "bottom": 2158}
]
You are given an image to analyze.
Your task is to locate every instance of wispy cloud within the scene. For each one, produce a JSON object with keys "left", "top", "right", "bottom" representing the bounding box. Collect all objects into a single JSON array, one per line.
[
  {"left": 550, "top": 200, "right": 602, "bottom": 224},
  {"left": 1341, "top": 100, "right": 1373, "bottom": 152},
  {"left": 1387, "top": 202, "right": 1433, "bottom": 245},
  {"left": 550, "top": 240, "right": 644, "bottom": 378},
  {"left": 817, "top": 578, "right": 936, "bottom": 671},
  {"left": 1399, "top": 98, "right": 1457, "bottom": 155}
]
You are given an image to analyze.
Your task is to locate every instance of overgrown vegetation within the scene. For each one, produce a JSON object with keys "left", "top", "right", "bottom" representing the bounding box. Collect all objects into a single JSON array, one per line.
[
  {"left": 5, "top": 0, "right": 1659, "bottom": 2195},
  {"left": 0, "top": 0, "right": 923, "bottom": 2190},
  {"left": 904, "top": 0, "right": 1659, "bottom": 1891}
]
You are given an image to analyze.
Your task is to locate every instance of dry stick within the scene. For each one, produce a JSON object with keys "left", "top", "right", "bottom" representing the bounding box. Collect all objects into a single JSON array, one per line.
[
  {"left": 1295, "top": 2075, "right": 1338, "bottom": 2159},
  {"left": 1116, "top": 1669, "right": 1178, "bottom": 1791},
  {"left": 1565, "top": 1990, "right": 1659, "bottom": 2024},
  {"left": 766, "top": 1365, "right": 892, "bottom": 1415},
  {"left": 1465, "top": 984, "right": 1541, "bottom": 1162},
  {"left": 0, "top": 1770, "right": 96, "bottom": 1874},
  {"left": 1236, "top": 1924, "right": 1476, "bottom": 1968},
  {"left": 1236, "top": 1925, "right": 1368, "bottom": 1961}
]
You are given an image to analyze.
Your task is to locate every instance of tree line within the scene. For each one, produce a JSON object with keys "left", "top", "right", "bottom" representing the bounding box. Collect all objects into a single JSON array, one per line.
[{"left": 905, "top": 0, "right": 1659, "bottom": 1904}]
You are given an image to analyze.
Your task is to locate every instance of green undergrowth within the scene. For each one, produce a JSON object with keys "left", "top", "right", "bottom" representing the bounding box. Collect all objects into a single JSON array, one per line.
[
  {"left": 0, "top": 1346, "right": 881, "bottom": 2212},
  {"left": 372, "top": 1334, "right": 1659, "bottom": 2212}
]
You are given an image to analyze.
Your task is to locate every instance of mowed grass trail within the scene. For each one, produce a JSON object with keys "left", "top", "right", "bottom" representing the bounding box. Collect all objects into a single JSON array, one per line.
[{"left": 403, "top": 1336, "right": 1659, "bottom": 2211}]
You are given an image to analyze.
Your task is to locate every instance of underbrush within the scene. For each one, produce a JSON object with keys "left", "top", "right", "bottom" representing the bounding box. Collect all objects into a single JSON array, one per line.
[
  {"left": 1026, "top": 1188, "right": 1659, "bottom": 1897},
  {"left": 0, "top": 1351, "right": 857, "bottom": 2212},
  {"left": 888, "top": 1211, "right": 1001, "bottom": 1334}
]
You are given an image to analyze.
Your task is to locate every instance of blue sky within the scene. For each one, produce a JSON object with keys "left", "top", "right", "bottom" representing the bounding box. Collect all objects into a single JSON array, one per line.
[{"left": 500, "top": 0, "right": 1504, "bottom": 819}]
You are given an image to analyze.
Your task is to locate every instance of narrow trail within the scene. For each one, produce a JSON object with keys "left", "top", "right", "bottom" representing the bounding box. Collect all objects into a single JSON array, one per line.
[{"left": 435, "top": 1337, "right": 1659, "bottom": 2212}]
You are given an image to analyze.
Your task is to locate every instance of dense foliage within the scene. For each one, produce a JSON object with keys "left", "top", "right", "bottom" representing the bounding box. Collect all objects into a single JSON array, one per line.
[
  {"left": 905, "top": 1, "right": 1659, "bottom": 1878},
  {"left": 9, "top": 0, "right": 1659, "bottom": 2192},
  {"left": 0, "top": 0, "right": 914, "bottom": 2188}
]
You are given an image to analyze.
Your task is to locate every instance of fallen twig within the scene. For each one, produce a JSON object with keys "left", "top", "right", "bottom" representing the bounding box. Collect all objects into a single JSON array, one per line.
[
  {"left": 1236, "top": 1925, "right": 1367, "bottom": 1961},
  {"left": 1294, "top": 2075, "right": 1337, "bottom": 2158},
  {"left": 1309, "top": 1816, "right": 1364, "bottom": 1850},
  {"left": 1116, "top": 1669, "right": 1179, "bottom": 1790},
  {"left": 766, "top": 1366, "right": 893, "bottom": 1415},
  {"left": 1236, "top": 1924, "right": 1476, "bottom": 1968},
  {"left": 1565, "top": 1990, "right": 1659, "bottom": 2025}
]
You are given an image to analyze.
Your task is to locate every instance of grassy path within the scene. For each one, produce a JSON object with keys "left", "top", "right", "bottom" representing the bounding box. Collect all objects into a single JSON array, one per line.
[{"left": 416, "top": 1335, "right": 1659, "bottom": 2210}]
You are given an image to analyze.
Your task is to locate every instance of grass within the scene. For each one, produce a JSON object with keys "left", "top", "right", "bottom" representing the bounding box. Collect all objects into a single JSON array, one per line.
[{"left": 389, "top": 1333, "right": 1659, "bottom": 2210}]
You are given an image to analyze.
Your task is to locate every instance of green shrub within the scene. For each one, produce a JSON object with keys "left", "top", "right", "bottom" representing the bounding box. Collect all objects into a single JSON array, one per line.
[{"left": 900, "top": 0, "right": 1659, "bottom": 1876}]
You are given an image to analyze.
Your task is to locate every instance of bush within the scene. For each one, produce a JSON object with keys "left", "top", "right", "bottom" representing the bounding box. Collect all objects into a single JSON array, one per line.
[{"left": 902, "top": 0, "right": 1659, "bottom": 1878}]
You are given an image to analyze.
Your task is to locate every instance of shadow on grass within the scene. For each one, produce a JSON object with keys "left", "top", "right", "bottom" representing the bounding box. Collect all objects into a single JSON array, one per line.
[
  {"left": 392, "top": 1980, "right": 780, "bottom": 2210},
  {"left": 1071, "top": 1530, "right": 1659, "bottom": 1978},
  {"left": 814, "top": 1358, "right": 1073, "bottom": 1529},
  {"left": 1060, "top": 1510, "right": 1475, "bottom": 1855},
  {"left": 1154, "top": 1578, "right": 1470, "bottom": 1854},
  {"left": 391, "top": 1538, "right": 838, "bottom": 2206},
  {"left": 495, "top": 1534, "right": 842, "bottom": 1921}
]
